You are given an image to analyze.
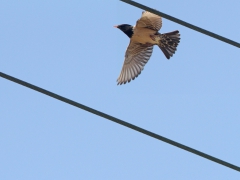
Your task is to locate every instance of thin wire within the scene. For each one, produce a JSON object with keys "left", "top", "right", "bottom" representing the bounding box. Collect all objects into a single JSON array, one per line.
[
  {"left": 120, "top": 0, "right": 240, "bottom": 48},
  {"left": 0, "top": 72, "right": 239, "bottom": 172}
]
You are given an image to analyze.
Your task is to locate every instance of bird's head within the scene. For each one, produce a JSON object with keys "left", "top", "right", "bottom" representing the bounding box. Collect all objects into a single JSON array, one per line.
[{"left": 114, "top": 24, "right": 133, "bottom": 38}]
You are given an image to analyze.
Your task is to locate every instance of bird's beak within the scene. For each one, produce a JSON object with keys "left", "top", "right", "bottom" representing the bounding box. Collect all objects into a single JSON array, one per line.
[{"left": 113, "top": 25, "right": 118, "bottom": 28}]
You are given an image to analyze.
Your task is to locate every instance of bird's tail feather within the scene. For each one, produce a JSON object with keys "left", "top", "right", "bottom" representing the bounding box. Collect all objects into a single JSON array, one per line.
[{"left": 158, "top": 30, "right": 180, "bottom": 59}]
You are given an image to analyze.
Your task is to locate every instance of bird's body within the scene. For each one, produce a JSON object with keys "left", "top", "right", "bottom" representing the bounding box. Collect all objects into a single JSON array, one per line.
[
  {"left": 131, "top": 27, "right": 157, "bottom": 44},
  {"left": 115, "top": 11, "right": 180, "bottom": 85}
]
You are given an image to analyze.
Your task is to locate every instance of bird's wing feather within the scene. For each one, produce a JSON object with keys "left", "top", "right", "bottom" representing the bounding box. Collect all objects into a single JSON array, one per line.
[
  {"left": 136, "top": 11, "right": 162, "bottom": 31},
  {"left": 117, "top": 41, "right": 153, "bottom": 85}
]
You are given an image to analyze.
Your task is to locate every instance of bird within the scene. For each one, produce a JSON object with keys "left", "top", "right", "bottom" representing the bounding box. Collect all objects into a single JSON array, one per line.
[{"left": 114, "top": 11, "right": 180, "bottom": 85}]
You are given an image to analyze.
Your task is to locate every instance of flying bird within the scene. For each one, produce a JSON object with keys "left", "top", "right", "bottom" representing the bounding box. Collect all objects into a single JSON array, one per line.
[{"left": 114, "top": 11, "right": 180, "bottom": 85}]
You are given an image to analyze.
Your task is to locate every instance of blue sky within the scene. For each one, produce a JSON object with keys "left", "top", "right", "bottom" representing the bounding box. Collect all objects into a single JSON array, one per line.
[{"left": 1, "top": 0, "right": 240, "bottom": 179}]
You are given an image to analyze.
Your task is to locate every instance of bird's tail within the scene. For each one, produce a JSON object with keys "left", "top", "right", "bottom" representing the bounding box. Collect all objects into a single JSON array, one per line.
[{"left": 157, "top": 30, "right": 180, "bottom": 59}]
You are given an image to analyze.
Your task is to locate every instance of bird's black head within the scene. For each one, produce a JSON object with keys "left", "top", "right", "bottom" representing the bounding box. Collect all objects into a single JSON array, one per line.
[{"left": 115, "top": 24, "right": 133, "bottom": 38}]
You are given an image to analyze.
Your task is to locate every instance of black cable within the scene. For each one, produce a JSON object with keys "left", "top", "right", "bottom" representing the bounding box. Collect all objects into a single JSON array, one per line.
[
  {"left": 120, "top": 0, "right": 240, "bottom": 48},
  {"left": 0, "top": 72, "right": 239, "bottom": 172}
]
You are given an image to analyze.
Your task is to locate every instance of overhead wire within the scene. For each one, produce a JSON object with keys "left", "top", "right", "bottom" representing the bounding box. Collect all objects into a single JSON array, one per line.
[
  {"left": 120, "top": 0, "right": 240, "bottom": 48},
  {"left": 0, "top": 71, "right": 239, "bottom": 172}
]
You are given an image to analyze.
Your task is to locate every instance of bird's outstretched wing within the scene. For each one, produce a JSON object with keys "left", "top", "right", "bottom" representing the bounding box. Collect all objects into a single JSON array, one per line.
[
  {"left": 136, "top": 11, "right": 162, "bottom": 31},
  {"left": 117, "top": 41, "right": 153, "bottom": 85}
]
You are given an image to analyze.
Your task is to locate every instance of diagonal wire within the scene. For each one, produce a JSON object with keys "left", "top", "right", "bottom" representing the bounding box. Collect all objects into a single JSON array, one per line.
[
  {"left": 0, "top": 72, "right": 240, "bottom": 172},
  {"left": 120, "top": 0, "right": 240, "bottom": 48}
]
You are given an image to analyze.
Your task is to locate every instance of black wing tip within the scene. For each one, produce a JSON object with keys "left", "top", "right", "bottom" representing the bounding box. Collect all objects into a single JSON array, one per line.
[{"left": 116, "top": 75, "right": 140, "bottom": 85}]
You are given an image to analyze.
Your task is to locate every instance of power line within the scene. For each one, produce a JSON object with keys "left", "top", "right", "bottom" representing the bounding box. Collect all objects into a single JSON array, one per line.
[
  {"left": 120, "top": 0, "right": 240, "bottom": 48},
  {"left": 0, "top": 71, "right": 239, "bottom": 172}
]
